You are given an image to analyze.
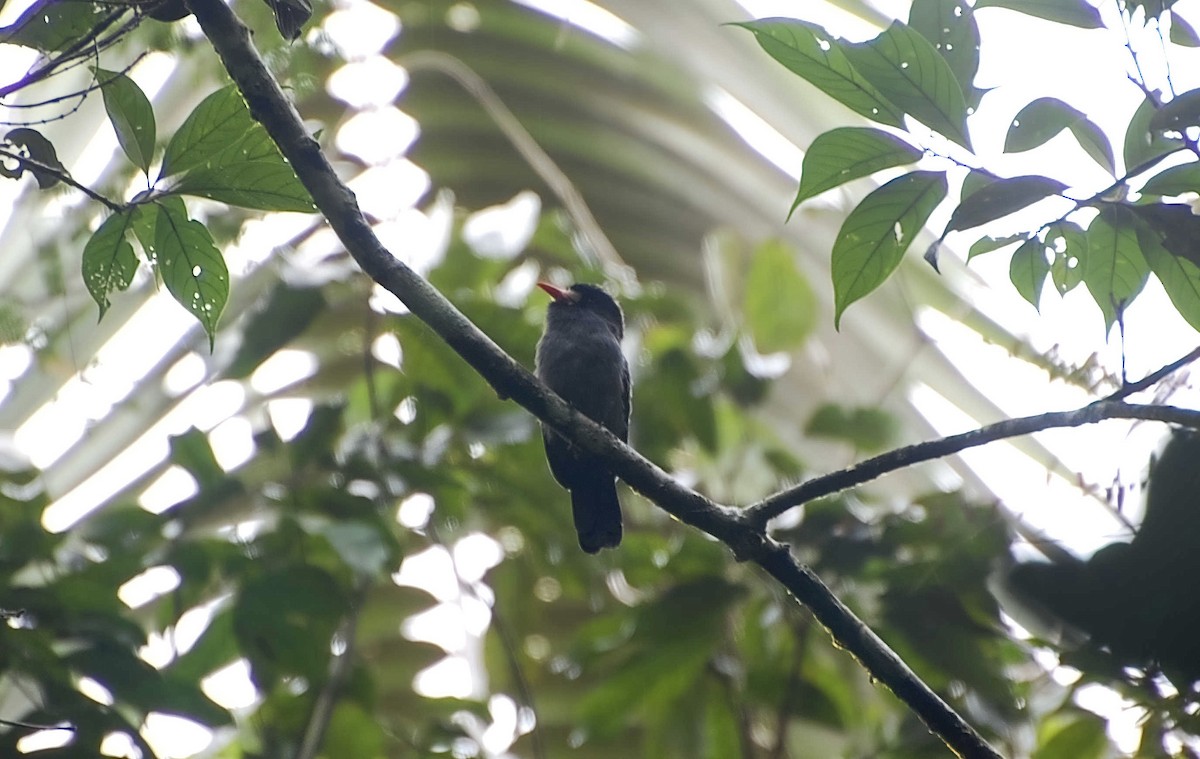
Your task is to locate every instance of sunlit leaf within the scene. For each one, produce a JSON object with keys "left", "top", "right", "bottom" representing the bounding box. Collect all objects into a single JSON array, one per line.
[
  {"left": 1084, "top": 205, "right": 1150, "bottom": 331},
  {"left": 1126, "top": 96, "right": 1184, "bottom": 172},
  {"left": 967, "top": 233, "right": 1026, "bottom": 261},
  {"left": 1140, "top": 163, "right": 1200, "bottom": 196},
  {"left": 1170, "top": 11, "right": 1200, "bottom": 46},
  {"left": 944, "top": 175, "right": 1066, "bottom": 233},
  {"left": 1009, "top": 237, "right": 1050, "bottom": 308},
  {"left": 82, "top": 211, "right": 139, "bottom": 318},
  {"left": 908, "top": 0, "right": 983, "bottom": 108},
  {"left": 174, "top": 161, "right": 315, "bottom": 212},
  {"left": 1005, "top": 97, "right": 1114, "bottom": 173},
  {"left": 154, "top": 198, "right": 229, "bottom": 347},
  {"left": 161, "top": 86, "right": 256, "bottom": 178},
  {"left": 1045, "top": 221, "right": 1087, "bottom": 294},
  {"left": 844, "top": 21, "right": 972, "bottom": 149},
  {"left": 744, "top": 240, "right": 816, "bottom": 352},
  {"left": 1142, "top": 225, "right": 1200, "bottom": 333},
  {"left": 95, "top": 67, "right": 157, "bottom": 176},
  {"left": 975, "top": 0, "right": 1103, "bottom": 28},
  {"left": 791, "top": 127, "right": 922, "bottom": 211},
  {"left": 734, "top": 19, "right": 905, "bottom": 129},
  {"left": 832, "top": 170, "right": 947, "bottom": 328},
  {"left": 0, "top": 0, "right": 108, "bottom": 54}
]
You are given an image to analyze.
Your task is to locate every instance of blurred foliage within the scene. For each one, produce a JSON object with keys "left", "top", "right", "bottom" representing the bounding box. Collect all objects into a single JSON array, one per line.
[{"left": 4, "top": 0, "right": 1199, "bottom": 756}]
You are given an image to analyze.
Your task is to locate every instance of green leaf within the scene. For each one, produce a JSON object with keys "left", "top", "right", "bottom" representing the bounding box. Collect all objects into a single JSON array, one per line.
[
  {"left": 161, "top": 85, "right": 276, "bottom": 178},
  {"left": 1084, "top": 205, "right": 1150, "bottom": 331},
  {"left": 791, "top": 127, "right": 922, "bottom": 211},
  {"left": 154, "top": 198, "right": 229, "bottom": 347},
  {"left": 1046, "top": 221, "right": 1087, "bottom": 294},
  {"left": 1004, "top": 97, "right": 1114, "bottom": 172},
  {"left": 968, "top": 233, "right": 1026, "bottom": 261},
  {"left": 94, "top": 67, "right": 157, "bottom": 176},
  {"left": 1140, "top": 163, "right": 1200, "bottom": 196},
  {"left": 832, "top": 170, "right": 947, "bottom": 328},
  {"left": 733, "top": 19, "right": 905, "bottom": 129},
  {"left": 173, "top": 161, "right": 315, "bottom": 212},
  {"left": 974, "top": 0, "right": 1104, "bottom": 29},
  {"left": 1033, "top": 712, "right": 1110, "bottom": 759},
  {"left": 1170, "top": 10, "right": 1200, "bottom": 46},
  {"left": 944, "top": 175, "right": 1066, "bottom": 233},
  {"left": 323, "top": 702, "right": 385, "bottom": 758},
  {"left": 233, "top": 565, "right": 347, "bottom": 685},
  {"left": 908, "top": 0, "right": 982, "bottom": 108},
  {"left": 1126, "top": 96, "right": 1184, "bottom": 172},
  {"left": 1, "top": 127, "right": 66, "bottom": 188},
  {"left": 1067, "top": 118, "right": 1117, "bottom": 175},
  {"left": 82, "top": 211, "right": 139, "bottom": 318},
  {"left": 744, "top": 240, "right": 816, "bottom": 352},
  {"left": 1143, "top": 224, "right": 1200, "bottom": 332},
  {"left": 1005, "top": 98, "right": 1082, "bottom": 152},
  {"left": 1150, "top": 88, "right": 1200, "bottom": 132},
  {"left": 1009, "top": 237, "right": 1050, "bottom": 308},
  {"left": 805, "top": 404, "right": 899, "bottom": 452},
  {"left": 0, "top": 0, "right": 109, "bottom": 54},
  {"left": 844, "top": 21, "right": 972, "bottom": 149}
]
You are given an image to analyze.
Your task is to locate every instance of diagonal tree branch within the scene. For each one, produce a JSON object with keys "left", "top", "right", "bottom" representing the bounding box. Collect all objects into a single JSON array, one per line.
[{"left": 748, "top": 402, "right": 1200, "bottom": 526}]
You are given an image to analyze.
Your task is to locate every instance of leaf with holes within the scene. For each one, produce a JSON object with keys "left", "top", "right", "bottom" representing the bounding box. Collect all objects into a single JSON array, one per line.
[
  {"left": 944, "top": 175, "right": 1066, "bottom": 233},
  {"left": 1126, "top": 97, "right": 1184, "bottom": 172},
  {"left": 83, "top": 211, "right": 140, "bottom": 319},
  {"left": 174, "top": 161, "right": 314, "bottom": 212},
  {"left": 907, "top": 0, "right": 983, "bottom": 108},
  {"left": 155, "top": 198, "right": 229, "bottom": 347},
  {"left": 95, "top": 67, "right": 157, "bottom": 176},
  {"left": 1046, "top": 221, "right": 1087, "bottom": 294},
  {"left": 974, "top": 0, "right": 1103, "bottom": 28},
  {"left": 734, "top": 19, "right": 905, "bottom": 129},
  {"left": 844, "top": 21, "right": 972, "bottom": 149},
  {"left": 161, "top": 86, "right": 254, "bottom": 178},
  {"left": 832, "top": 170, "right": 947, "bottom": 328},
  {"left": 968, "top": 233, "right": 1026, "bottom": 261},
  {"left": 1150, "top": 88, "right": 1200, "bottom": 132},
  {"left": 1084, "top": 206, "right": 1149, "bottom": 332},
  {"left": 791, "top": 127, "right": 922, "bottom": 212},
  {"left": 1009, "top": 237, "right": 1050, "bottom": 308},
  {"left": 1, "top": 127, "right": 65, "bottom": 188}
]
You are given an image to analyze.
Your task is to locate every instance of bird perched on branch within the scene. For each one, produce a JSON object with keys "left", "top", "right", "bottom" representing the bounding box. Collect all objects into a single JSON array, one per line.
[{"left": 535, "top": 282, "right": 630, "bottom": 553}]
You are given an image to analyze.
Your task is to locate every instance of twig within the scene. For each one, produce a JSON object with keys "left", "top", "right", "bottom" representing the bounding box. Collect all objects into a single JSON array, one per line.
[
  {"left": 748, "top": 402, "right": 1200, "bottom": 525},
  {"left": 0, "top": 146, "right": 124, "bottom": 212},
  {"left": 295, "top": 586, "right": 367, "bottom": 759},
  {"left": 1105, "top": 344, "right": 1200, "bottom": 401}
]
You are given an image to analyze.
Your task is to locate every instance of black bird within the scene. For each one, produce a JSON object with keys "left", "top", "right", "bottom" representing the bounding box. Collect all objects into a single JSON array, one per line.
[{"left": 535, "top": 282, "right": 630, "bottom": 553}]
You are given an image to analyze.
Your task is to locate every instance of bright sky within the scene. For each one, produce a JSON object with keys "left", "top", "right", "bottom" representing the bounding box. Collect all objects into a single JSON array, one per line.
[{"left": 3, "top": 0, "right": 1200, "bottom": 755}]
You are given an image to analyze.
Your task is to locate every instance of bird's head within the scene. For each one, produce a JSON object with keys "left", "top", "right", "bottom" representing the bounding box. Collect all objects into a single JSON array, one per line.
[{"left": 538, "top": 282, "right": 624, "bottom": 339}]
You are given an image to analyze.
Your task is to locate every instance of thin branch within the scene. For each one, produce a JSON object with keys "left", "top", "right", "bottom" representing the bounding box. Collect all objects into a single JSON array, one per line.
[
  {"left": 296, "top": 587, "right": 367, "bottom": 759},
  {"left": 0, "top": 717, "right": 74, "bottom": 732},
  {"left": 0, "top": 146, "right": 124, "bottom": 212},
  {"left": 1105, "top": 344, "right": 1200, "bottom": 401},
  {"left": 748, "top": 402, "right": 1200, "bottom": 526}
]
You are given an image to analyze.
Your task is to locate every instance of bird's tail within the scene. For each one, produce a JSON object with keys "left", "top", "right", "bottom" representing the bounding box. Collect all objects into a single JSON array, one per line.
[{"left": 571, "top": 477, "right": 622, "bottom": 554}]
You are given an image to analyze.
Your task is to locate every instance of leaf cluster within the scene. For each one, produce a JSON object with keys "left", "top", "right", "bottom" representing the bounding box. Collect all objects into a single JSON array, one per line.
[{"left": 740, "top": 0, "right": 1200, "bottom": 335}]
